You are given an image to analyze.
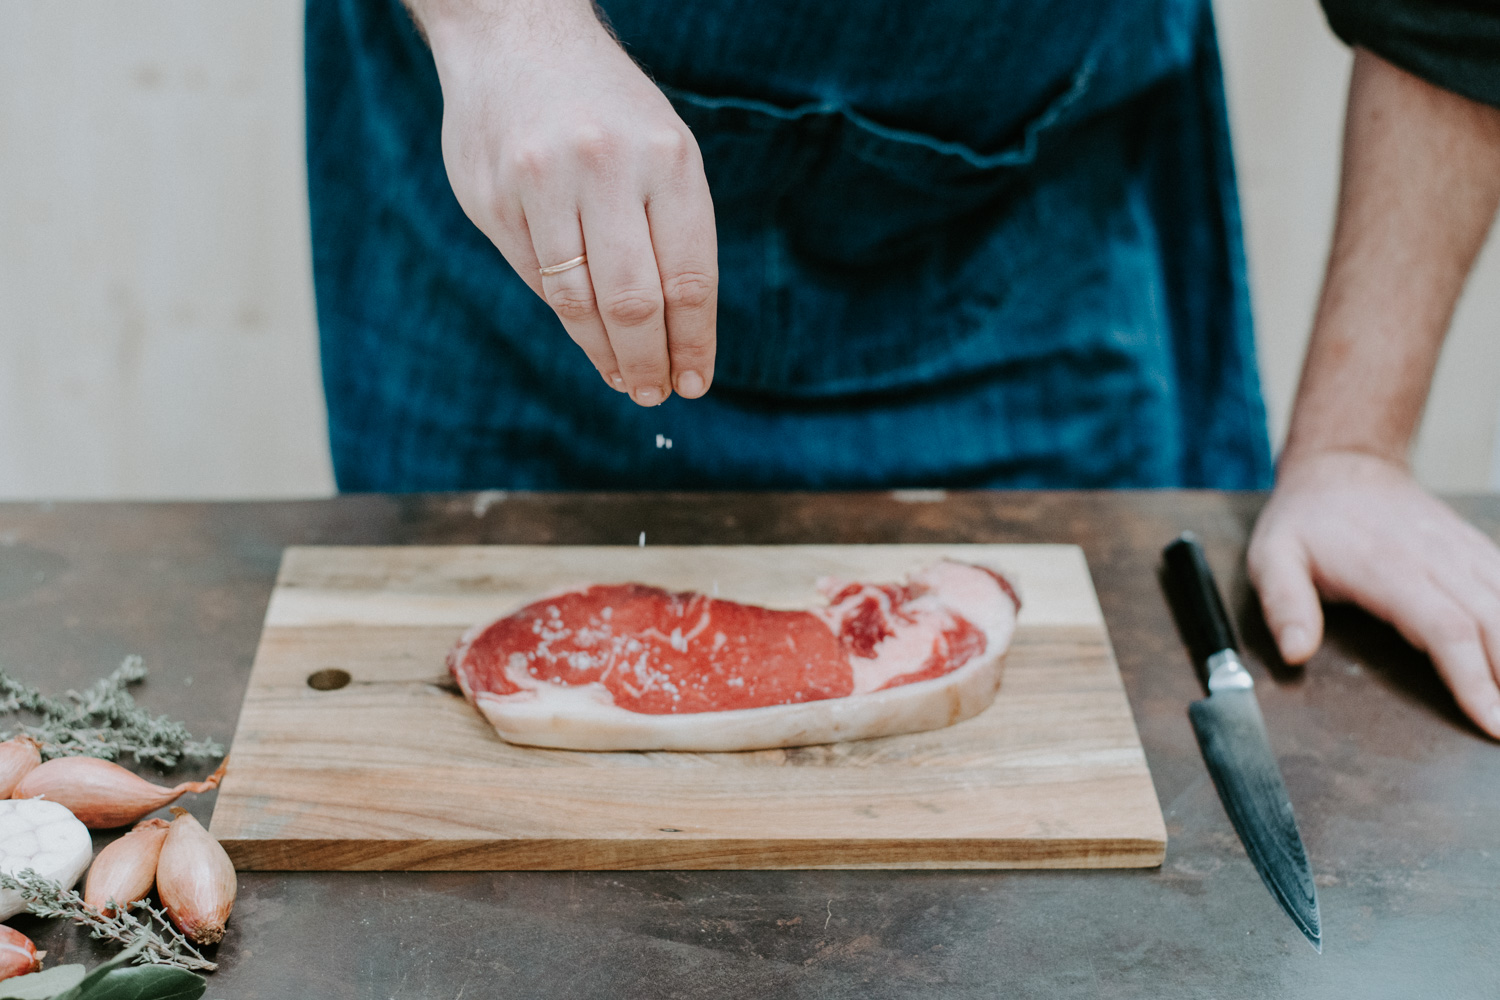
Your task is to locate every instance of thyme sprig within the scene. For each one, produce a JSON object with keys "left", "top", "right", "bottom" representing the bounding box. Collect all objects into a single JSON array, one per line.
[
  {"left": 0, "top": 869, "right": 216, "bottom": 973},
  {"left": 0, "top": 656, "right": 222, "bottom": 767}
]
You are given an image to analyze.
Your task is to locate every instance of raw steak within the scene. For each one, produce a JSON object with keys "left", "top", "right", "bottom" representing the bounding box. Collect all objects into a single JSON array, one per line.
[{"left": 448, "top": 560, "right": 1021, "bottom": 751}]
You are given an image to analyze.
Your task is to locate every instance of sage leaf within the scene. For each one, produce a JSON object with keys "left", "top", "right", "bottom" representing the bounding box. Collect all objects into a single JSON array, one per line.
[
  {"left": 0, "top": 964, "right": 87, "bottom": 999},
  {"left": 49, "top": 939, "right": 145, "bottom": 1000},
  {"left": 70, "top": 966, "right": 205, "bottom": 1000}
]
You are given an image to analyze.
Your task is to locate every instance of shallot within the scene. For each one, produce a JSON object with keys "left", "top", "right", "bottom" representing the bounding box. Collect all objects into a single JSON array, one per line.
[
  {"left": 156, "top": 808, "right": 235, "bottom": 945},
  {"left": 0, "top": 926, "right": 40, "bottom": 981},
  {"left": 12, "top": 756, "right": 226, "bottom": 829},
  {"left": 0, "top": 798, "right": 93, "bottom": 920},
  {"left": 84, "top": 817, "right": 171, "bottom": 916},
  {"left": 0, "top": 738, "right": 40, "bottom": 798}
]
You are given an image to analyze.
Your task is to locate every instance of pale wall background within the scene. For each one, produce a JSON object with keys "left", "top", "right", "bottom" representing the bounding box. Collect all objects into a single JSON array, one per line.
[
  {"left": 0, "top": 1, "right": 330, "bottom": 498},
  {"left": 1, "top": 0, "right": 1496, "bottom": 499}
]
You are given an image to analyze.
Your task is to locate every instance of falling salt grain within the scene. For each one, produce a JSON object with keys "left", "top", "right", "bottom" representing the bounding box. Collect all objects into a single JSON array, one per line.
[
  {"left": 639, "top": 532, "right": 646, "bottom": 547},
  {"left": 655, "top": 434, "right": 673, "bottom": 449},
  {"left": 471, "top": 490, "right": 508, "bottom": 517}
]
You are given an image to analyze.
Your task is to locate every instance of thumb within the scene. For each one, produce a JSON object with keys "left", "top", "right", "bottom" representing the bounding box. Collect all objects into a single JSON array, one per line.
[{"left": 1247, "top": 532, "right": 1324, "bottom": 664}]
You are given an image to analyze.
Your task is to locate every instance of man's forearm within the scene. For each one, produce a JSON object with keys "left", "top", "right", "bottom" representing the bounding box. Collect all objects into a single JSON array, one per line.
[
  {"left": 1282, "top": 48, "right": 1500, "bottom": 467},
  {"left": 1246, "top": 50, "right": 1500, "bottom": 737}
]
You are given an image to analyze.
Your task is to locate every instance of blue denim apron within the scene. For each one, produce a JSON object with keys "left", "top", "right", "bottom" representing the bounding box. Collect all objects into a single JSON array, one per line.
[{"left": 306, "top": 0, "right": 1272, "bottom": 489}]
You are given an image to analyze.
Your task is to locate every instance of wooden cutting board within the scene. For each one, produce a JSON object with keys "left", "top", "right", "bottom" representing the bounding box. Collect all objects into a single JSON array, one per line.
[{"left": 210, "top": 544, "right": 1166, "bottom": 870}]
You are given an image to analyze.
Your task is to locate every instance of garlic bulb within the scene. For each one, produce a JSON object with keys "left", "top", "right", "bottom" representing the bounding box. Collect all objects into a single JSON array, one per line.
[
  {"left": 157, "top": 808, "right": 235, "bottom": 945},
  {"left": 0, "top": 798, "right": 92, "bottom": 920},
  {"left": 0, "top": 738, "right": 41, "bottom": 798},
  {"left": 0, "top": 926, "right": 40, "bottom": 981},
  {"left": 12, "top": 756, "right": 226, "bottom": 829},
  {"left": 84, "top": 817, "right": 170, "bottom": 916}
]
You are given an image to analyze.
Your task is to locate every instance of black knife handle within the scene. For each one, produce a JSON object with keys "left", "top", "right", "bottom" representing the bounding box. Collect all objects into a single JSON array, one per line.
[{"left": 1162, "top": 532, "right": 1239, "bottom": 660}]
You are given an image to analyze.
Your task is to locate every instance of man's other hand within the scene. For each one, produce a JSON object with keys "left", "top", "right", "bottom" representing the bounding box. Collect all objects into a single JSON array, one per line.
[{"left": 1250, "top": 450, "right": 1500, "bottom": 738}]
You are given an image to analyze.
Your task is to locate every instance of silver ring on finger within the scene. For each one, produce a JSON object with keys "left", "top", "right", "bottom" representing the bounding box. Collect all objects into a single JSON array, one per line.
[{"left": 539, "top": 253, "right": 587, "bottom": 277}]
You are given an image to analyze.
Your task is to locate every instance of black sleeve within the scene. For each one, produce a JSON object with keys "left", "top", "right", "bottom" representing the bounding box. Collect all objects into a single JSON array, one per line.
[{"left": 1320, "top": 0, "right": 1500, "bottom": 109}]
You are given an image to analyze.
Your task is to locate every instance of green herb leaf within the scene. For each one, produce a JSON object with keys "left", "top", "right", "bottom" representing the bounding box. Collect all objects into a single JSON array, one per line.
[
  {"left": 69, "top": 966, "right": 205, "bottom": 1000},
  {"left": 0, "top": 657, "right": 223, "bottom": 766},
  {"left": 0, "top": 874, "right": 214, "bottom": 973},
  {"left": 0, "top": 965, "right": 87, "bottom": 999},
  {"left": 48, "top": 938, "right": 148, "bottom": 1000}
]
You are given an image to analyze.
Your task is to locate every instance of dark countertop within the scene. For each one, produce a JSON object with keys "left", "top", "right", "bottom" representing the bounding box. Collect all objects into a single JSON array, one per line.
[{"left": 1, "top": 491, "right": 1495, "bottom": 998}]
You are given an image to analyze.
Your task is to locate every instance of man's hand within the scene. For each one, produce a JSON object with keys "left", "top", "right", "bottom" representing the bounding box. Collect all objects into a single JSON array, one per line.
[
  {"left": 1249, "top": 49, "right": 1500, "bottom": 737},
  {"left": 410, "top": 0, "right": 717, "bottom": 406},
  {"left": 1249, "top": 451, "right": 1500, "bottom": 738}
]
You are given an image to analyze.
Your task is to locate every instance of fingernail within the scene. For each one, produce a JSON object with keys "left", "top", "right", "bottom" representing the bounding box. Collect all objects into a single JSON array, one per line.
[
  {"left": 1489, "top": 706, "right": 1500, "bottom": 735},
  {"left": 634, "top": 386, "right": 662, "bottom": 407},
  {"left": 676, "top": 370, "right": 705, "bottom": 398},
  {"left": 1280, "top": 626, "right": 1309, "bottom": 657},
  {"left": 609, "top": 374, "right": 626, "bottom": 392}
]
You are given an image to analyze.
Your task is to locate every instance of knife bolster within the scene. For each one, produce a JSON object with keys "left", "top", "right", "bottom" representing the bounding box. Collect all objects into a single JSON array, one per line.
[{"left": 1206, "top": 649, "right": 1254, "bottom": 692}]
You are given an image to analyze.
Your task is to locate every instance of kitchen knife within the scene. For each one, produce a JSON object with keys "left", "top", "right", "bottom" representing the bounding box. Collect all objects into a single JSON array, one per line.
[{"left": 1162, "top": 532, "right": 1322, "bottom": 952}]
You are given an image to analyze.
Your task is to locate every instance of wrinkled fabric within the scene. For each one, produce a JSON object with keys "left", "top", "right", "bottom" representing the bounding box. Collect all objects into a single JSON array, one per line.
[{"left": 306, "top": 0, "right": 1272, "bottom": 490}]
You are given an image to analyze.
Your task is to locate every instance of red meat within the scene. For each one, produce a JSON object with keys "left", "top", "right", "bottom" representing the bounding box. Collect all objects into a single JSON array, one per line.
[{"left": 449, "top": 560, "right": 1020, "bottom": 751}]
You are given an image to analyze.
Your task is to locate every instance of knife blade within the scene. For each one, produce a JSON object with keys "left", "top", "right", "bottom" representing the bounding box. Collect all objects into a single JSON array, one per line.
[{"left": 1162, "top": 532, "right": 1322, "bottom": 952}]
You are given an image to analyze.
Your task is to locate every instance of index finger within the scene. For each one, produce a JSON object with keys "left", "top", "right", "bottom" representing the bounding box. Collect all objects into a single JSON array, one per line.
[{"left": 645, "top": 138, "right": 718, "bottom": 399}]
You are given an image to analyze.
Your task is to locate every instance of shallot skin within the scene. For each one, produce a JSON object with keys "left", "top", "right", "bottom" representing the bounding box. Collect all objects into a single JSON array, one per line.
[
  {"left": 85, "top": 817, "right": 171, "bottom": 916},
  {"left": 0, "top": 925, "right": 41, "bottom": 980},
  {"left": 157, "top": 808, "right": 236, "bottom": 946},
  {"left": 12, "top": 756, "right": 226, "bottom": 829},
  {"left": 0, "top": 737, "right": 41, "bottom": 798}
]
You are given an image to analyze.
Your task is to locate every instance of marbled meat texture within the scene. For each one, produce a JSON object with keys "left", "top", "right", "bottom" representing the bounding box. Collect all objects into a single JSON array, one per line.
[{"left": 449, "top": 561, "right": 1020, "bottom": 751}]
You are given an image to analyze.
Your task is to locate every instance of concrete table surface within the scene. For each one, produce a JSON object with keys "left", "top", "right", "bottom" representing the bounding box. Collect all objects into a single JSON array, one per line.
[{"left": 0, "top": 491, "right": 1495, "bottom": 999}]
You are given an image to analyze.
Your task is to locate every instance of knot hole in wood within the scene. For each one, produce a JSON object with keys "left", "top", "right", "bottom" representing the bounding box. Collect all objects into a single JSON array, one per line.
[{"left": 307, "top": 668, "right": 352, "bottom": 691}]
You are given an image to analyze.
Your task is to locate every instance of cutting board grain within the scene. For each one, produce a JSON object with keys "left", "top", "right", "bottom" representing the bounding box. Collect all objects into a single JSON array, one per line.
[{"left": 210, "top": 544, "right": 1166, "bottom": 870}]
